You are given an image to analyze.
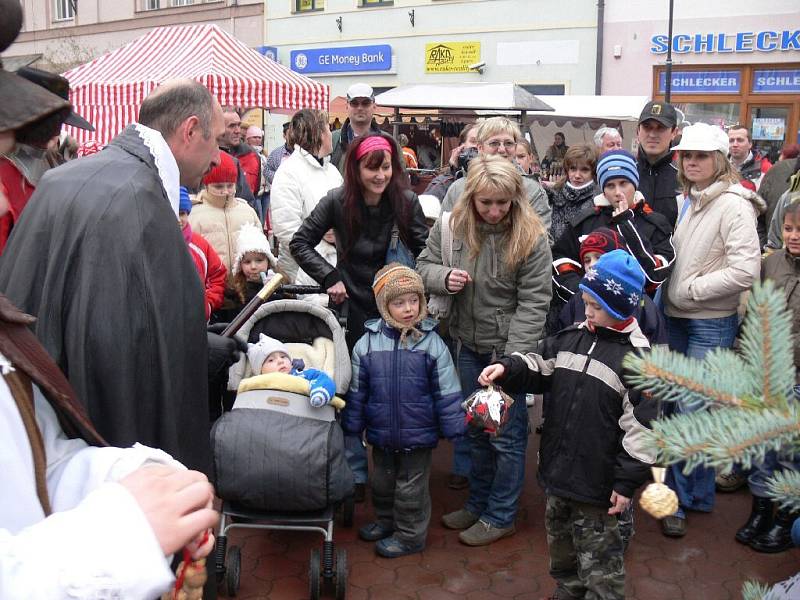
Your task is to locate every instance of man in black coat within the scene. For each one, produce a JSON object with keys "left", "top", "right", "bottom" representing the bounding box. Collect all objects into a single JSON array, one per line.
[
  {"left": 0, "top": 80, "right": 238, "bottom": 473},
  {"left": 636, "top": 101, "right": 679, "bottom": 226}
]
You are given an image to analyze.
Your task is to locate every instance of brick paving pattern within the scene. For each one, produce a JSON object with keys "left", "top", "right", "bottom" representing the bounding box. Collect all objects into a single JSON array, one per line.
[{"left": 222, "top": 435, "right": 800, "bottom": 599}]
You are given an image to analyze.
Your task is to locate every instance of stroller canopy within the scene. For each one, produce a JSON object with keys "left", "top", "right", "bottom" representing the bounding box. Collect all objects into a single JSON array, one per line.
[{"left": 62, "top": 23, "right": 329, "bottom": 145}]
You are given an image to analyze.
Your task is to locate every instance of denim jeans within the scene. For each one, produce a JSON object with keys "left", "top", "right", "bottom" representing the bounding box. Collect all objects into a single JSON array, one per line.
[
  {"left": 345, "top": 434, "right": 368, "bottom": 484},
  {"left": 458, "top": 345, "right": 528, "bottom": 528},
  {"left": 665, "top": 314, "right": 739, "bottom": 514}
]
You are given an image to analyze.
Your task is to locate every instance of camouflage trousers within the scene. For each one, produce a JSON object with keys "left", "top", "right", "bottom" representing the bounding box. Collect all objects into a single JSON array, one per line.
[{"left": 545, "top": 495, "right": 626, "bottom": 600}]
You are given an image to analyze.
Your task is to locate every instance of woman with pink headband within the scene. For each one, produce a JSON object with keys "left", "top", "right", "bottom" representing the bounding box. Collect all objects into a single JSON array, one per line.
[
  {"left": 290, "top": 133, "right": 429, "bottom": 500},
  {"left": 290, "top": 132, "right": 428, "bottom": 349}
]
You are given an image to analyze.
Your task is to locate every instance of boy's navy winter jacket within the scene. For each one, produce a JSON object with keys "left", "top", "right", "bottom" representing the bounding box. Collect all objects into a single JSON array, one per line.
[
  {"left": 343, "top": 317, "right": 465, "bottom": 450},
  {"left": 495, "top": 320, "right": 657, "bottom": 506}
]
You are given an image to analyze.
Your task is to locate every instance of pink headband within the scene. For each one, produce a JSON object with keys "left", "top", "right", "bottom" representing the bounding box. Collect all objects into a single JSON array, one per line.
[{"left": 355, "top": 136, "right": 393, "bottom": 161}]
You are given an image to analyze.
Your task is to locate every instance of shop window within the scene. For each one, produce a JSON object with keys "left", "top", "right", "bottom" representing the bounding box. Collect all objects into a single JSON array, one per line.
[
  {"left": 674, "top": 102, "right": 740, "bottom": 129},
  {"left": 521, "top": 84, "right": 566, "bottom": 96},
  {"left": 53, "top": 0, "right": 75, "bottom": 21},
  {"left": 295, "top": 0, "right": 324, "bottom": 11}
]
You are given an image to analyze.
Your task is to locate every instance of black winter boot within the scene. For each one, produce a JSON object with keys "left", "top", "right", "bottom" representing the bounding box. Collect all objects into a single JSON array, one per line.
[
  {"left": 735, "top": 496, "right": 774, "bottom": 544},
  {"left": 749, "top": 507, "right": 797, "bottom": 553}
]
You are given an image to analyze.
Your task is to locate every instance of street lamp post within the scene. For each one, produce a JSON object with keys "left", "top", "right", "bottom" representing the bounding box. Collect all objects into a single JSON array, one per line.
[{"left": 665, "top": 0, "right": 674, "bottom": 103}]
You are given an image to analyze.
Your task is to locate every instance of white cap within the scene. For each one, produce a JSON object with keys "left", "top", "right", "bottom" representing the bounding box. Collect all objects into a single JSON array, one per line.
[
  {"left": 346, "top": 83, "right": 374, "bottom": 101},
  {"left": 247, "top": 334, "right": 291, "bottom": 374},
  {"left": 418, "top": 194, "right": 441, "bottom": 220},
  {"left": 232, "top": 223, "right": 276, "bottom": 275},
  {"left": 672, "top": 122, "right": 729, "bottom": 154},
  {"left": 245, "top": 125, "right": 263, "bottom": 139}
]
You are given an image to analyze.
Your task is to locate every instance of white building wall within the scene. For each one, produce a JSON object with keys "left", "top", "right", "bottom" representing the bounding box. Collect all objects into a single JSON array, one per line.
[
  {"left": 601, "top": 0, "right": 800, "bottom": 96},
  {"left": 265, "top": 0, "right": 599, "bottom": 99}
]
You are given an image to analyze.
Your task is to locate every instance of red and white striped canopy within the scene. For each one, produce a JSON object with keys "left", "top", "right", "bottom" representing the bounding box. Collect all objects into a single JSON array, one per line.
[{"left": 62, "top": 23, "right": 329, "bottom": 145}]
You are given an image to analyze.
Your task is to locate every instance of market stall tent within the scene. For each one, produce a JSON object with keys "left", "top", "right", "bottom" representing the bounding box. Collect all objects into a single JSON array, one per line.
[{"left": 62, "top": 24, "right": 329, "bottom": 145}]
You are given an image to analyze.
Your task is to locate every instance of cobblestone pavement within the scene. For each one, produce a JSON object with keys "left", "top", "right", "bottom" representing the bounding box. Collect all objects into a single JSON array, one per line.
[{"left": 220, "top": 435, "right": 800, "bottom": 599}]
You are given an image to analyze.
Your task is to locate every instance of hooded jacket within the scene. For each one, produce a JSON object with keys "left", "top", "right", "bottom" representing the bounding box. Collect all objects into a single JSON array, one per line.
[
  {"left": 188, "top": 189, "right": 261, "bottom": 277},
  {"left": 417, "top": 216, "right": 552, "bottom": 356},
  {"left": 270, "top": 146, "right": 343, "bottom": 281},
  {"left": 665, "top": 181, "right": 765, "bottom": 319},
  {"left": 342, "top": 318, "right": 465, "bottom": 449},
  {"left": 637, "top": 147, "right": 679, "bottom": 226},
  {"left": 495, "top": 320, "right": 657, "bottom": 505}
]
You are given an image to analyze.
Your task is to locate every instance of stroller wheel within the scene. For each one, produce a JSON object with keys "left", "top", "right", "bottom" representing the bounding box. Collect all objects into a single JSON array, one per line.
[
  {"left": 342, "top": 495, "right": 355, "bottom": 528},
  {"left": 309, "top": 548, "right": 321, "bottom": 600},
  {"left": 335, "top": 548, "right": 347, "bottom": 600},
  {"left": 225, "top": 545, "right": 241, "bottom": 597}
]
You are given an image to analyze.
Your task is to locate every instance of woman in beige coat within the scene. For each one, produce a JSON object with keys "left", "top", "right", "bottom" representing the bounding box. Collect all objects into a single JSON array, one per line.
[{"left": 661, "top": 123, "right": 765, "bottom": 538}]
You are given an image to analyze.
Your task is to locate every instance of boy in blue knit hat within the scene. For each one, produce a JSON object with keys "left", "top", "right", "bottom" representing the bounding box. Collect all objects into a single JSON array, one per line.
[
  {"left": 479, "top": 249, "right": 657, "bottom": 600},
  {"left": 551, "top": 149, "right": 675, "bottom": 310}
]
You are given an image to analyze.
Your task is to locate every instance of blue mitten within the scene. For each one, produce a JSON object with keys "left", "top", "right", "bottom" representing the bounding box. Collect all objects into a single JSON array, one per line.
[{"left": 310, "top": 392, "right": 328, "bottom": 408}]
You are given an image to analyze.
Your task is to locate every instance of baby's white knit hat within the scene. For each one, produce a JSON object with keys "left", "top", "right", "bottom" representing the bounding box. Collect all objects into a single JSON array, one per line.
[{"left": 247, "top": 333, "right": 291, "bottom": 374}]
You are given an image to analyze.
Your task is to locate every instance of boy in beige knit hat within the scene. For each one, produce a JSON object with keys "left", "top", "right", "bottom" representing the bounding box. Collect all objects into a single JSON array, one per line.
[{"left": 342, "top": 263, "right": 465, "bottom": 558}]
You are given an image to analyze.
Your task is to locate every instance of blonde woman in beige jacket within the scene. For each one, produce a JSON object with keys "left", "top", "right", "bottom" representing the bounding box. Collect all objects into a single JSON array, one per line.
[{"left": 660, "top": 123, "right": 765, "bottom": 539}]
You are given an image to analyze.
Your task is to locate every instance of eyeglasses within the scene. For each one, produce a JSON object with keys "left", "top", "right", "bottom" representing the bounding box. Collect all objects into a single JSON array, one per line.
[
  {"left": 349, "top": 98, "right": 373, "bottom": 107},
  {"left": 485, "top": 140, "right": 517, "bottom": 150}
]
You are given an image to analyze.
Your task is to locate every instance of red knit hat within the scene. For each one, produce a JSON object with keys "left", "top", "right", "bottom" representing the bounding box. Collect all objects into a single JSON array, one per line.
[
  {"left": 203, "top": 151, "right": 237, "bottom": 185},
  {"left": 579, "top": 227, "right": 625, "bottom": 264}
]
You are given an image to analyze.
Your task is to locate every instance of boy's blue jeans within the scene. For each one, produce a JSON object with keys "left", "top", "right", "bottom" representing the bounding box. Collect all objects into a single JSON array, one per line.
[
  {"left": 457, "top": 345, "right": 528, "bottom": 529},
  {"left": 665, "top": 314, "right": 738, "bottom": 515}
]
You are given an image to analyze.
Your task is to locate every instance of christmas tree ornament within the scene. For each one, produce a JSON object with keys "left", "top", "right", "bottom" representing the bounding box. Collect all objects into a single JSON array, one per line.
[{"left": 639, "top": 466, "right": 679, "bottom": 519}]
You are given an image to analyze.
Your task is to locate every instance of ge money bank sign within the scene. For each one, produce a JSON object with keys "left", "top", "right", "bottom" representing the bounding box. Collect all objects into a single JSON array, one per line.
[{"left": 290, "top": 45, "right": 392, "bottom": 74}]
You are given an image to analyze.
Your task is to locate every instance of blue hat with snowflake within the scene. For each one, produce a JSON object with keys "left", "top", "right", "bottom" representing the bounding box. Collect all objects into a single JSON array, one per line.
[{"left": 578, "top": 249, "right": 645, "bottom": 320}]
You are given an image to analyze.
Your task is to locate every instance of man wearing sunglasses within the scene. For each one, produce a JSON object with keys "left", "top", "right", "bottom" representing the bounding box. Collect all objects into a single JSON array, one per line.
[{"left": 331, "top": 83, "right": 382, "bottom": 173}]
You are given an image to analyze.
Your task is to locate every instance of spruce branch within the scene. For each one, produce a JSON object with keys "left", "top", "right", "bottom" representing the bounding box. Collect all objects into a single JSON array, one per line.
[
  {"left": 739, "top": 280, "right": 795, "bottom": 410},
  {"left": 624, "top": 346, "right": 759, "bottom": 411},
  {"left": 764, "top": 469, "right": 800, "bottom": 512},
  {"left": 742, "top": 580, "right": 771, "bottom": 600},
  {"left": 645, "top": 406, "right": 800, "bottom": 474}
]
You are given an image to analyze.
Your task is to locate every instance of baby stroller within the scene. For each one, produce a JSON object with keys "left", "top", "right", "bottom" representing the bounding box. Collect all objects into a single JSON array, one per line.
[{"left": 212, "top": 288, "right": 354, "bottom": 599}]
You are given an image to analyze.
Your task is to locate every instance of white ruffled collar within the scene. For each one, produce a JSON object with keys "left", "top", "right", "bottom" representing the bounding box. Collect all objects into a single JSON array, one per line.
[{"left": 133, "top": 123, "right": 180, "bottom": 216}]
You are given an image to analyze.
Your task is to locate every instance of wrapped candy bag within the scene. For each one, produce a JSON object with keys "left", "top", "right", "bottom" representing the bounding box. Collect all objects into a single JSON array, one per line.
[{"left": 462, "top": 385, "right": 514, "bottom": 436}]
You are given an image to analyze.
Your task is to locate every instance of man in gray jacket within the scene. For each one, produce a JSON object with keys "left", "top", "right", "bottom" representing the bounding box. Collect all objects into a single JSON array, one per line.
[{"left": 440, "top": 117, "right": 551, "bottom": 235}]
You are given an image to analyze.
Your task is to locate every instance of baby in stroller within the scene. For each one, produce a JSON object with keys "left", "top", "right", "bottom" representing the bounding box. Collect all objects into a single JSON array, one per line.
[{"left": 247, "top": 333, "right": 336, "bottom": 408}]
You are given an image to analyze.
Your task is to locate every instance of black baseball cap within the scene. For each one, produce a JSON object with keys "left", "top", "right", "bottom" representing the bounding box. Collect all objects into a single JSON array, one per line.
[
  {"left": 16, "top": 66, "right": 94, "bottom": 131},
  {"left": 638, "top": 101, "right": 678, "bottom": 128}
]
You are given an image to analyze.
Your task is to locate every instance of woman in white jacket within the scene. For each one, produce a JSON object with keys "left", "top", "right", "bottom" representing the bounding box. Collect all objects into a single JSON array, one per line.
[
  {"left": 270, "top": 110, "right": 343, "bottom": 282},
  {"left": 661, "top": 122, "right": 765, "bottom": 538}
]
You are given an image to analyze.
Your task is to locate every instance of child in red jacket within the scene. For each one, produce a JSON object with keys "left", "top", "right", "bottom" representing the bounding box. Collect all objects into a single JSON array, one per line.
[{"left": 179, "top": 186, "right": 227, "bottom": 320}]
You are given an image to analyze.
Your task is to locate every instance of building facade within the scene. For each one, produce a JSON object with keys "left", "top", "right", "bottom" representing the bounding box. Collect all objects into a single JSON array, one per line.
[
  {"left": 7, "top": 0, "right": 263, "bottom": 72},
  {"left": 603, "top": 0, "right": 800, "bottom": 160},
  {"left": 265, "top": 0, "right": 600, "bottom": 100}
]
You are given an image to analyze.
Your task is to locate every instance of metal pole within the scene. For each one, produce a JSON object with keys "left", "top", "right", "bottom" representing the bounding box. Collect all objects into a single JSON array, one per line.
[
  {"left": 665, "top": 0, "right": 674, "bottom": 103},
  {"left": 595, "top": 0, "right": 605, "bottom": 95}
]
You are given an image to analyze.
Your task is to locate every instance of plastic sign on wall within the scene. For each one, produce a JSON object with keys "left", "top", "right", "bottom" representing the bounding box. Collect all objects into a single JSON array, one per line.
[
  {"left": 658, "top": 70, "right": 741, "bottom": 94},
  {"left": 290, "top": 45, "right": 392, "bottom": 74},
  {"left": 752, "top": 118, "right": 786, "bottom": 141},
  {"left": 425, "top": 42, "right": 481, "bottom": 73},
  {"left": 752, "top": 69, "right": 800, "bottom": 93},
  {"left": 651, "top": 30, "right": 800, "bottom": 54}
]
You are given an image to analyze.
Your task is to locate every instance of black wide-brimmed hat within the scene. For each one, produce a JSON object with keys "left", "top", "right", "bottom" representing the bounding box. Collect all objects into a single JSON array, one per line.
[
  {"left": 0, "top": 0, "right": 73, "bottom": 133},
  {"left": 17, "top": 66, "right": 94, "bottom": 131}
]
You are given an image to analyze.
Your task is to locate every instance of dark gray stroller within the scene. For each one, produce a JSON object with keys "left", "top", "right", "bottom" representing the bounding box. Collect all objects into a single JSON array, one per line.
[{"left": 212, "top": 295, "right": 354, "bottom": 599}]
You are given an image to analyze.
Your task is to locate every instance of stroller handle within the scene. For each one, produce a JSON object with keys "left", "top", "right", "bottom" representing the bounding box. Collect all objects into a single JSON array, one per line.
[{"left": 280, "top": 284, "right": 326, "bottom": 295}]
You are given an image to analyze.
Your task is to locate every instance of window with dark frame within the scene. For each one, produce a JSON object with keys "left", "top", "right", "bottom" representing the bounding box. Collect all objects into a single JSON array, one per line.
[
  {"left": 360, "top": 0, "right": 394, "bottom": 6},
  {"left": 295, "top": 0, "right": 324, "bottom": 12}
]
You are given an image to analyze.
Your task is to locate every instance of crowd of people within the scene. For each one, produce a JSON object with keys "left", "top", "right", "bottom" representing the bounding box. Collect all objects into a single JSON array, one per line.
[{"left": 2, "top": 0, "right": 800, "bottom": 592}]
